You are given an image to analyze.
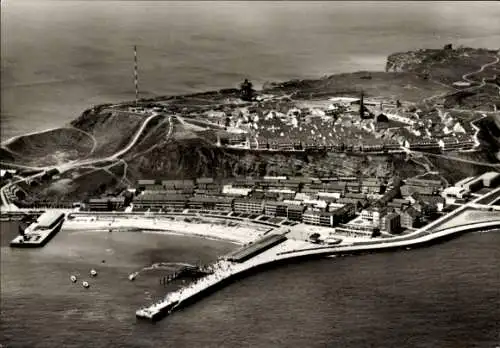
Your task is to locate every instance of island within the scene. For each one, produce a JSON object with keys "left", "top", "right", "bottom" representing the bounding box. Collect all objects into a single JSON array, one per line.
[{"left": 1, "top": 44, "right": 500, "bottom": 321}]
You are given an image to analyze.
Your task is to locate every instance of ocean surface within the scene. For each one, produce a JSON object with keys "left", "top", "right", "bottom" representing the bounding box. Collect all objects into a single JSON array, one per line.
[
  {"left": 2, "top": 1, "right": 500, "bottom": 141},
  {"left": 1, "top": 222, "right": 499, "bottom": 348},
  {"left": 2, "top": 2, "right": 500, "bottom": 347}
]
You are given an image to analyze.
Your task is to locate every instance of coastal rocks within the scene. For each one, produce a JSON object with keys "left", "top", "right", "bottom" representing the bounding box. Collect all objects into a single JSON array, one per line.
[{"left": 385, "top": 51, "right": 425, "bottom": 72}]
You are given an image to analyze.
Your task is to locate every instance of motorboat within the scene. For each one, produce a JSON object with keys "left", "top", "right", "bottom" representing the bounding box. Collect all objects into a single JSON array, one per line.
[
  {"left": 90, "top": 269, "right": 97, "bottom": 277},
  {"left": 82, "top": 281, "right": 90, "bottom": 288},
  {"left": 70, "top": 275, "right": 77, "bottom": 283}
]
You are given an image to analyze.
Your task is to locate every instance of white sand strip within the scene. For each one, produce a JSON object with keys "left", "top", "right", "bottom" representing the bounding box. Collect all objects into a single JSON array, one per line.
[{"left": 63, "top": 216, "right": 268, "bottom": 244}]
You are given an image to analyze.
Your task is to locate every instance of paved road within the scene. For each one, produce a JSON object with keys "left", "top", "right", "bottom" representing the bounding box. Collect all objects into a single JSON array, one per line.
[
  {"left": 58, "top": 112, "right": 163, "bottom": 171},
  {"left": 462, "top": 55, "right": 500, "bottom": 87},
  {"left": 423, "top": 54, "right": 500, "bottom": 105}
]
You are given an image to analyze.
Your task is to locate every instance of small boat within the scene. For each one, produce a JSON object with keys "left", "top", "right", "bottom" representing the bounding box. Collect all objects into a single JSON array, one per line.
[
  {"left": 128, "top": 273, "right": 137, "bottom": 281},
  {"left": 90, "top": 269, "right": 97, "bottom": 277},
  {"left": 70, "top": 275, "right": 77, "bottom": 283},
  {"left": 82, "top": 281, "right": 90, "bottom": 288}
]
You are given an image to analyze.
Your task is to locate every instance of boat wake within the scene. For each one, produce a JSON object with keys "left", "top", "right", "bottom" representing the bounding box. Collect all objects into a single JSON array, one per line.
[{"left": 128, "top": 262, "right": 196, "bottom": 280}]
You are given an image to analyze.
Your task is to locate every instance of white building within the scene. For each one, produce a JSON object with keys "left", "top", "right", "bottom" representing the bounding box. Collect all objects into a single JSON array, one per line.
[
  {"left": 329, "top": 97, "right": 360, "bottom": 105},
  {"left": 222, "top": 185, "right": 252, "bottom": 196},
  {"left": 384, "top": 113, "right": 415, "bottom": 126},
  {"left": 317, "top": 192, "right": 342, "bottom": 200},
  {"left": 303, "top": 199, "right": 328, "bottom": 209},
  {"left": 311, "top": 108, "right": 326, "bottom": 117},
  {"left": 360, "top": 206, "right": 388, "bottom": 228},
  {"left": 441, "top": 186, "right": 470, "bottom": 203},
  {"left": 453, "top": 122, "right": 466, "bottom": 134}
]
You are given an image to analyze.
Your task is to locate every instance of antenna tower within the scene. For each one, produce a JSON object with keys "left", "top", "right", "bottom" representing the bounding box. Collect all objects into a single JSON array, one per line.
[{"left": 134, "top": 45, "right": 139, "bottom": 105}]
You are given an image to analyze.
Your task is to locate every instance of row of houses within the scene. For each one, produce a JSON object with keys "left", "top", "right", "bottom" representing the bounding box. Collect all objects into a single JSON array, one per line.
[
  {"left": 251, "top": 138, "right": 402, "bottom": 153},
  {"left": 403, "top": 135, "right": 475, "bottom": 152},
  {"left": 102, "top": 191, "right": 359, "bottom": 228},
  {"left": 135, "top": 176, "right": 388, "bottom": 198}
]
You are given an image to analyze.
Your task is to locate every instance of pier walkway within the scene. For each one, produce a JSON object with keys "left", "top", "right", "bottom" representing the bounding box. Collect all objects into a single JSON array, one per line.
[{"left": 136, "top": 187, "right": 500, "bottom": 321}]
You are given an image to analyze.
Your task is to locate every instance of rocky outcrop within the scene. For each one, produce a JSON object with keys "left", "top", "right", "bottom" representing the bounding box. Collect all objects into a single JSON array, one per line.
[{"left": 385, "top": 50, "right": 427, "bottom": 72}]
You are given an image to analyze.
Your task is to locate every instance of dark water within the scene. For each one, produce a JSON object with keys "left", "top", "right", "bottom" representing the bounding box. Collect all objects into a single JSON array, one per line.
[
  {"left": 2, "top": 1, "right": 500, "bottom": 141},
  {"left": 1, "top": 221, "right": 499, "bottom": 348}
]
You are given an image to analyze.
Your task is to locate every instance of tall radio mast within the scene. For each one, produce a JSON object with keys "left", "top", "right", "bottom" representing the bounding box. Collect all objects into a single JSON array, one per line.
[{"left": 134, "top": 45, "right": 139, "bottom": 105}]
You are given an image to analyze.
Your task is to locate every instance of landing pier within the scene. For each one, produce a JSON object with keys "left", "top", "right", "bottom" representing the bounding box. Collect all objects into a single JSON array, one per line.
[
  {"left": 136, "top": 233, "right": 290, "bottom": 321},
  {"left": 10, "top": 211, "right": 66, "bottom": 248},
  {"left": 136, "top": 188, "right": 500, "bottom": 321}
]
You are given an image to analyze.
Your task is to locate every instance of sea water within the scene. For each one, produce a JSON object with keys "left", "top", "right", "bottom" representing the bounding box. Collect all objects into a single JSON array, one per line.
[
  {"left": 1, "top": 222, "right": 499, "bottom": 347},
  {"left": 2, "top": 1, "right": 500, "bottom": 141}
]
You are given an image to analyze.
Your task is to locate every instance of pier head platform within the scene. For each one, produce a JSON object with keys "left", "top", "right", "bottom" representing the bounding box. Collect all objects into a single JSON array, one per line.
[{"left": 10, "top": 211, "right": 66, "bottom": 248}]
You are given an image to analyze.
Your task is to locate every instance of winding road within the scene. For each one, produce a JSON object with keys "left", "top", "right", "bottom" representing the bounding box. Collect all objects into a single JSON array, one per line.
[
  {"left": 414, "top": 52, "right": 500, "bottom": 168},
  {"left": 1, "top": 112, "right": 171, "bottom": 210},
  {"left": 57, "top": 112, "right": 163, "bottom": 172},
  {"left": 461, "top": 55, "right": 500, "bottom": 87}
]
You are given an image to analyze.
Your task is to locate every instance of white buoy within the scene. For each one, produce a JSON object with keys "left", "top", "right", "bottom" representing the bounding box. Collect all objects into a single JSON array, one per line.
[
  {"left": 82, "top": 281, "right": 90, "bottom": 288},
  {"left": 70, "top": 275, "right": 77, "bottom": 283},
  {"left": 90, "top": 269, "right": 97, "bottom": 277}
]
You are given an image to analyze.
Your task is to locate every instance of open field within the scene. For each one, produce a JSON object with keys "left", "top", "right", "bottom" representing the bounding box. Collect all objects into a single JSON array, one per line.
[
  {"left": 263, "top": 71, "right": 453, "bottom": 103},
  {"left": 386, "top": 47, "right": 499, "bottom": 86}
]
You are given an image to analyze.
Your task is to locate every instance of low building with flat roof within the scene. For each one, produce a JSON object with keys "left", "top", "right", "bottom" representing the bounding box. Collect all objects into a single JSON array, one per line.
[
  {"left": 188, "top": 196, "right": 234, "bottom": 211},
  {"left": 303, "top": 209, "right": 321, "bottom": 225},
  {"left": 88, "top": 197, "right": 125, "bottom": 211},
  {"left": 234, "top": 198, "right": 264, "bottom": 214},
  {"left": 137, "top": 179, "right": 156, "bottom": 186},
  {"left": 36, "top": 211, "right": 66, "bottom": 229},
  {"left": 196, "top": 177, "right": 214, "bottom": 185},
  {"left": 225, "top": 234, "right": 287, "bottom": 263},
  {"left": 480, "top": 172, "right": 500, "bottom": 188},
  {"left": 335, "top": 216, "right": 377, "bottom": 237}
]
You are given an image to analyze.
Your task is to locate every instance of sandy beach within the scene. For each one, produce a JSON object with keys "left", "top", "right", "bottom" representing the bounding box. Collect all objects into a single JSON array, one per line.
[{"left": 63, "top": 214, "right": 273, "bottom": 244}]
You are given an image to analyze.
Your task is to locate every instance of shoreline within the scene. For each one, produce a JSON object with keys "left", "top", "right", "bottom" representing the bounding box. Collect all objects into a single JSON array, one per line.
[
  {"left": 69, "top": 227, "right": 244, "bottom": 245},
  {"left": 63, "top": 215, "right": 270, "bottom": 245}
]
